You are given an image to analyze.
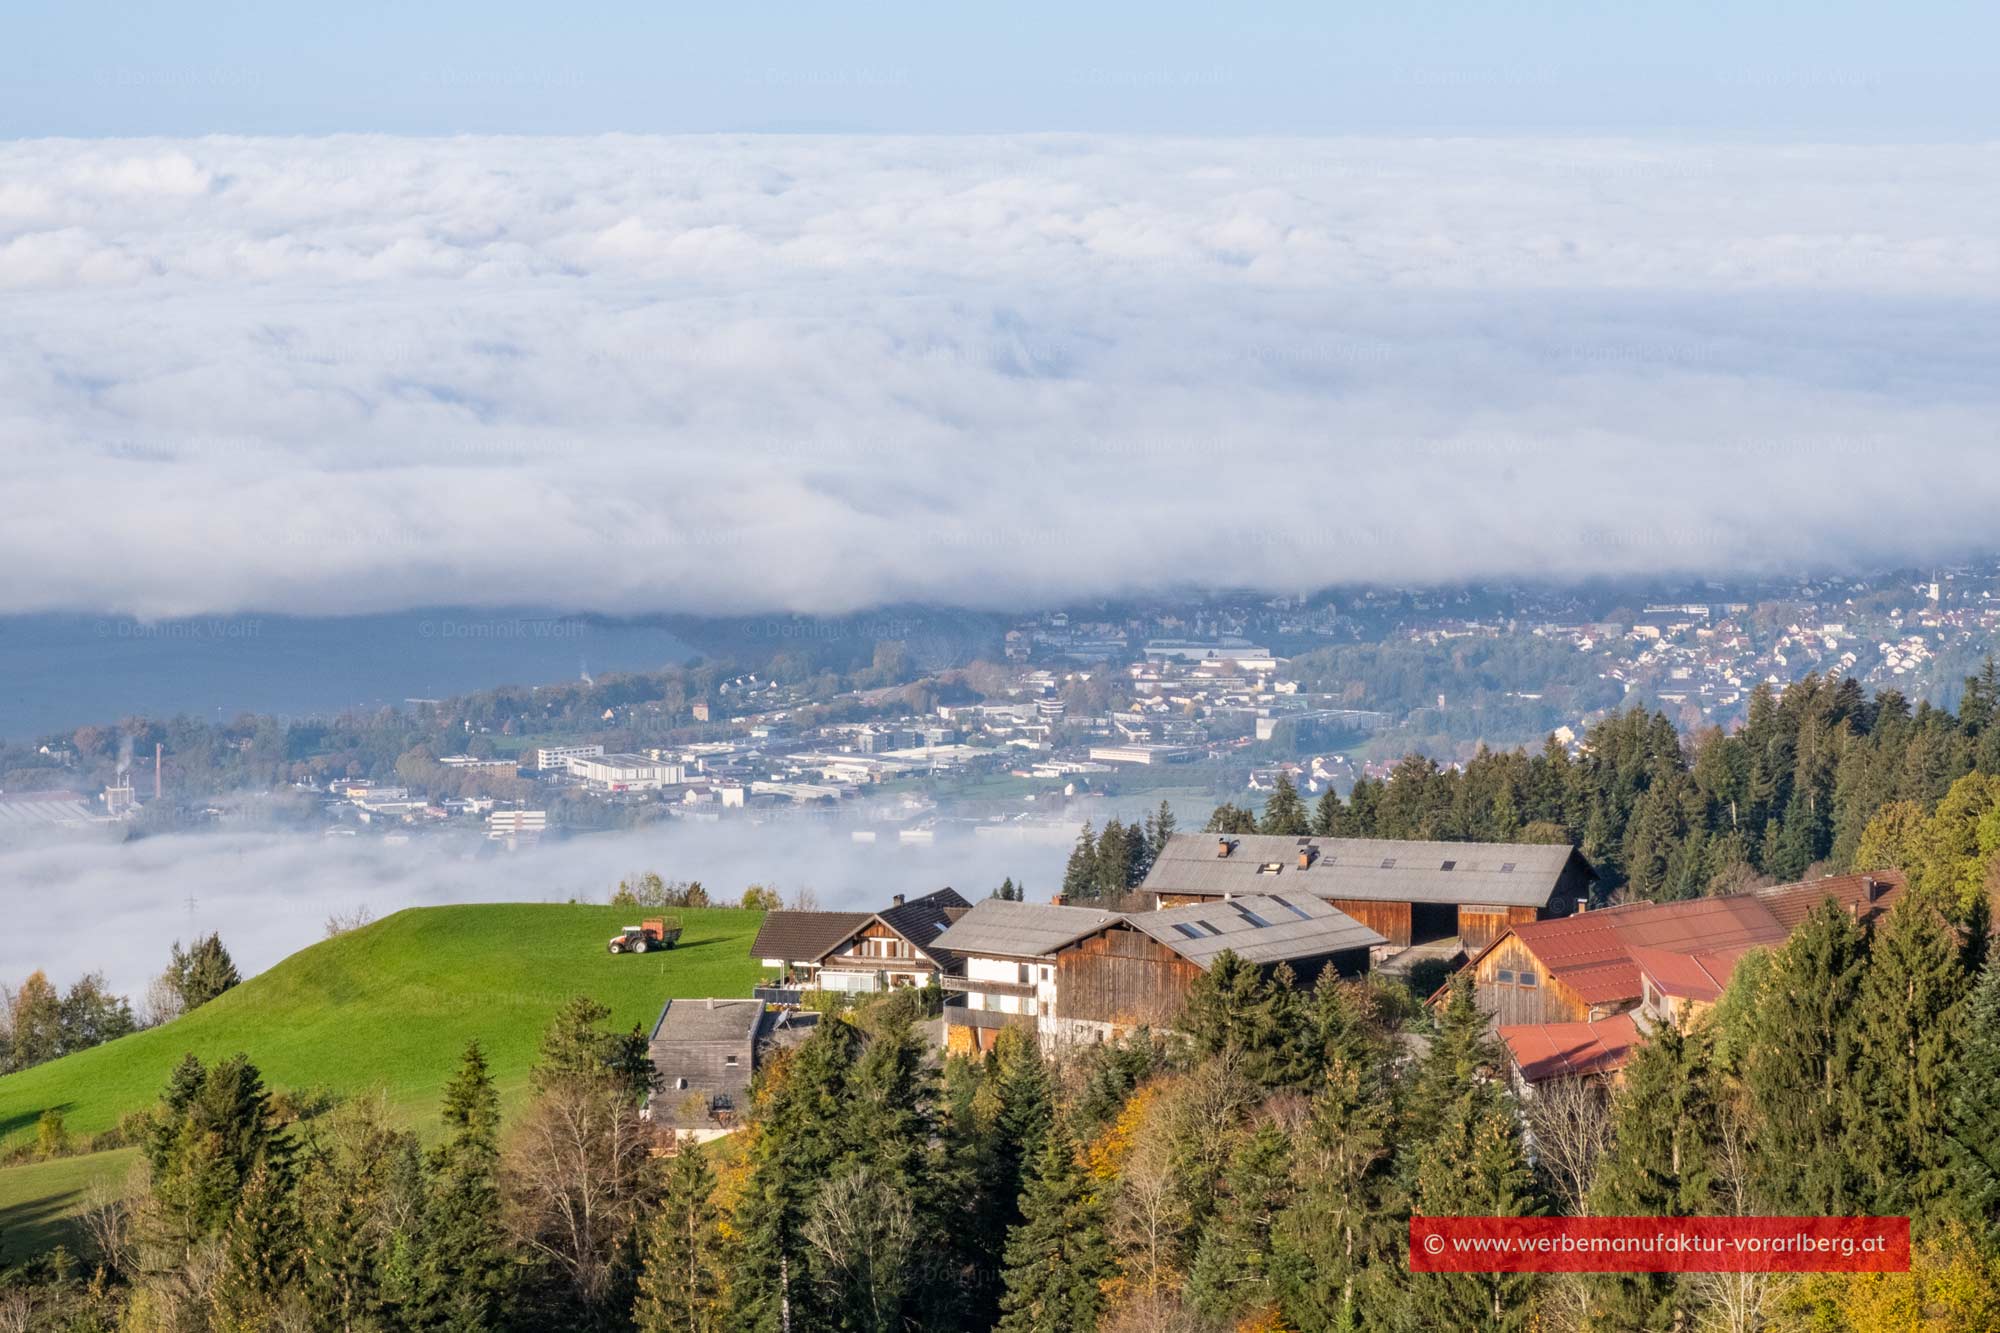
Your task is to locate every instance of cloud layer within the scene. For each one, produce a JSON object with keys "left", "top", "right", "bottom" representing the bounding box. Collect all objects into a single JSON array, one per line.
[
  {"left": 4, "top": 134, "right": 1999, "bottom": 618},
  {"left": 0, "top": 820, "right": 1072, "bottom": 998}
]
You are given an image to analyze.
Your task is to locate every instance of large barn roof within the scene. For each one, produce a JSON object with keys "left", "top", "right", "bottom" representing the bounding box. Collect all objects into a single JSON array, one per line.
[
  {"left": 1127, "top": 893, "right": 1385, "bottom": 969},
  {"left": 931, "top": 898, "right": 1126, "bottom": 960},
  {"left": 1140, "top": 832, "right": 1584, "bottom": 908}
]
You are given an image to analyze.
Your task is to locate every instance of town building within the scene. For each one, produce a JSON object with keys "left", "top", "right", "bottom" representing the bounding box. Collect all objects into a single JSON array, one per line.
[
  {"left": 533, "top": 744, "right": 604, "bottom": 771},
  {"left": 567, "top": 752, "right": 687, "bottom": 790},
  {"left": 1138, "top": 833, "right": 1594, "bottom": 953}
]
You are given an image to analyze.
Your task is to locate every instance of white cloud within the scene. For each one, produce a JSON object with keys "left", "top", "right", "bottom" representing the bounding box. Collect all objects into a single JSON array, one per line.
[
  {"left": 0, "top": 820, "right": 1072, "bottom": 998},
  {"left": 2, "top": 134, "right": 1998, "bottom": 618}
]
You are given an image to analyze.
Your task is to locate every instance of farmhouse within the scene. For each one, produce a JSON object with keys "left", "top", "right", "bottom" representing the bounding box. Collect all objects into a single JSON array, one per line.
[
  {"left": 1138, "top": 832, "right": 1594, "bottom": 952},
  {"left": 1460, "top": 870, "right": 1907, "bottom": 1088},
  {"left": 748, "top": 887, "right": 970, "bottom": 993},
  {"left": 643, "top": 998, "right": 816, "bottom": 1141},
  {"left": 930, "top": 898, "right": 1125, "bottom": 1054},
  {"left": 1043, "top": 893, "right": 1384, "bottom": 1046}
]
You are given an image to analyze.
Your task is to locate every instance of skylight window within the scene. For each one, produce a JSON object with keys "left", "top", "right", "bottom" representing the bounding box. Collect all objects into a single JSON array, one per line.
[
  {"left": 1500, "top": 862, "right": 1516, "bottom": 873},
  {"left": 1380, "top": 857, "right": 1396, "bottom": 868},
  {"left": 1257, "top": 861, "right": 1283, "bottom": 874},
  {"left": 1194, "top": 919, "right": 1223, "bottom": 936},
  {"left": 1440, "top": 860, "right": 1456, "bottom": 871},
  {"left": 1173, "top": 923, "right": 1203, "bottom": 940},
  {"left": 1267, "top": 895, "right": 1313, "bottom": 921},
  {"left": 1236, "top": 907, "right": 1273, "bottom": 928}
]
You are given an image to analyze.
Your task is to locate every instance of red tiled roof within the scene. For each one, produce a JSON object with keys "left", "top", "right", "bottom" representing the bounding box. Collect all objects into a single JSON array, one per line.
[
  {"left": 1753, "top": 870, "right": 1905, "bottom": 930},
  {"left": 1500, "top": 1012, "right": 1644, "bottom": 1083}
]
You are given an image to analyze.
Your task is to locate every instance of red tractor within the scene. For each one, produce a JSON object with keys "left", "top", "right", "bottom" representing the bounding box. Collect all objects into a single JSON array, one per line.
[{"left": 607, "top": 916, "right": 683, "bottom": 954}]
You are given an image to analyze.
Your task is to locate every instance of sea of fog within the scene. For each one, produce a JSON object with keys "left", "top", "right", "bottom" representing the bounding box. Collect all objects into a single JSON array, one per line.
[
  {"left": 0, "top": 610, "right": 693, "bottom": 741},
  {"left": 0, "top": 820, "right": 1077, "bottom": 1000}
]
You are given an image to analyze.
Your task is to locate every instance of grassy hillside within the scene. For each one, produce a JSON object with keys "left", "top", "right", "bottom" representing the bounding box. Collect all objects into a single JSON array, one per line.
[{"left": 0, "top": 902, "right": 767, "bottom": 1154}]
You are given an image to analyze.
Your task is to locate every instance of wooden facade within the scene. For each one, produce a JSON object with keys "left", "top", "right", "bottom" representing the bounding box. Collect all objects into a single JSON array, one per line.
[
  {"left": 1460, "top": 904, "right": 1542, "bottom": 952},
  {"left": 1056, "top": 926, "right": 1204, "bottom": 1032},
  {"left": 1327, "top": 899, "right": 1415, "bottom": 947},
  {"left": 1469, "top": 933, "right": 1598, "bottom": 1026}
]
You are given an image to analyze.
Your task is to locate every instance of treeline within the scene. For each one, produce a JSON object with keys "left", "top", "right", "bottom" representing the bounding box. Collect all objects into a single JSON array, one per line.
[
  {"left": 1, "top": 935, "right": 238, "bottom": 1083},
  {"left": 1059, "top": 802, "right": 1176, "bottom": 905},
  {"left": 8, "top": 910, "right": 1999, "bottom": 1330},
  {"left": 1209, "top": 666, "right": 2000, "bottom": 903}
]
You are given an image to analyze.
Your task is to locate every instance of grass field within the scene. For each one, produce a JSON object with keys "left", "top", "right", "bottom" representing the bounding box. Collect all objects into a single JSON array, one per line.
[
  {"left": 0, "top": 902, "right": 766, "bottom": 1256},
  {"left": 0, "top": 1148, "right": 136, "bottom": 1263}
]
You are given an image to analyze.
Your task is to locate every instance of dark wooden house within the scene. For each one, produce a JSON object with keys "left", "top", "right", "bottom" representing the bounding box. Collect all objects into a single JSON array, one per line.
[
  {"left": 1138, "top": 833, "right": 1594, "bottom": 953},
  {"left": 1046, "top": 892, "right": 1383, "bottom": 1043}
]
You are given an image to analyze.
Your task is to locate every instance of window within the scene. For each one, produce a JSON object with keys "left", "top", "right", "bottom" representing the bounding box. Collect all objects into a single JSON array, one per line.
[
  {"left": 1173, "top": 923, "right": 1203, "bottom": 940},
  {"left": 1267, "top": 894, "right": 1313, "bottom": 921},
  {"left": 1496, "top": 968, "right": 1516, "bottom": 985},
  {"left": 1235, "top": 906, "right": 1273, "bottom": 928},
  {"left": 675, "top": 1077, "right": 689, "bottom": 1090},
  {"left": 1257, "top": 862, "right": 1283, "bottom": 874},
  {"left": 1380, "top": 857, "right": 1397, "bottom": 868},
  {"left": 1440, "top": 860, "right": 1456, "bottom": 871},
  {"left": 1519, "top": 972, "right": 1539, "bottom": 988},
  {"left": 1500, "top": 862, "right": 1516, "bottom": 873},
  {"left": 1018, "top": 963, "right": 1031, "bottom": 985},
  {"left": 724, "top": 1054, "right": 739, "bottom": 1067},
  {"left": 1194, "top": 919, "right": 1223, "bottom": 936}
]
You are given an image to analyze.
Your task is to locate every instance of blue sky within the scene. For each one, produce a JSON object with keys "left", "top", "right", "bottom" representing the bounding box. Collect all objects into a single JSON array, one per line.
[{"left": 5, "top": 0, "right": 1994, "bottom": 138}]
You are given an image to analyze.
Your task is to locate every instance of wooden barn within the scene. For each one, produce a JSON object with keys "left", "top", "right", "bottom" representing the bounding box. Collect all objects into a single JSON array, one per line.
[
  {"left": 1045, "top": 892, "right": 1384, "bottom": 1044},
  {"left": 1138, "top": 833, "right": 1595, "bottom": 953}
]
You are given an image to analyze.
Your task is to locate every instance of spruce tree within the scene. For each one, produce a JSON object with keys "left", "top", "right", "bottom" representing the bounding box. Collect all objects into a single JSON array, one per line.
[
  {"left": 1178, "top": 954, "right": 1313, "bottom": 1089},
  {"left": 634, "top": 1145, "right": 728, "bottom": 1333},
  {"left": 1187, "top": 1121, "right": 1292, "bottom": 1326},
  {"left": 1261, "top": 772, "right": 1310, "bottom": 835},
  {"left": 212, "top": 1156, "right": 306, "bottom": 1331},
  {"left": 996, "top": 1120, "right": 1112, "bottom": 1333},
  {"left": 417, "top": 1041, "right": 511, "bottom": 1331},
  {"left": 1403, "top": 1091, "right": 1544, "bottom": 1333},
  {"left": 1947, "top": 951, "right": 2000, "bottom": 1244},
  {"left": 990, "top": 1026, "right": 1055, "bottom": 1234},
  {"left": 1587, "top": 1018, "right": 1719, "bottom": 1332},
  {"left": 1271, "top": 1056, "right": 1394, "bottom": 1333},
  {"left": 1061, "top": 822, "right": 1098, "bottom": 903},
  {"left": 1311, "top": 785, "right": 1347, "bottom": 837},
  {"left": 1743, "top": 897, "right": 1870, "bottom": 1214},
  {"left": 1855, "top": 890, "right": 1975, "bottom": 1223}
]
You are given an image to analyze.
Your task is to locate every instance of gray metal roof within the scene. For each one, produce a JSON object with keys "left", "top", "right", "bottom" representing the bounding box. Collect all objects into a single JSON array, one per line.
[
  {"left": 1140, "top": 833, "right": 1582, "bottom": 909},
  {"left": 652, "top": 997, "right": 766, "bottom": 1043},
  {"left": 931, "top": 898, "right": 1126, "bottom": 959},
  {"left": 1129, "top": 893, "right": 1385, "bottom": 968}
]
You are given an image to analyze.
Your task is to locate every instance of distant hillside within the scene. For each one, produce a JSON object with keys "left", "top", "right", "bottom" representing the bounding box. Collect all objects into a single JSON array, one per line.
[{"left": 0, "top": 903, "right": 767, "bottom": 1152}]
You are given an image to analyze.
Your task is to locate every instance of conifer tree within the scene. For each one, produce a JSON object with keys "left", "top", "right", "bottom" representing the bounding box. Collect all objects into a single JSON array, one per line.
[
  {"left": 990, "top": 1026, "right": 1055, "bottom": 1233},
  {"left": 417, "top": 1041, "right": 511, "bottom": 1331},
  {"left": 634, "top": 1144, "right": 728, "bottom": 1333},
  {"left": 731, "top": 1021, "right": 864, "bottom": 1333},
  {"left": 1188, "top": 1121, "right": 1293, "bottom": 1326},
  {"left": 1587, "top": 1018, "right": 1719, "bottom": 1332},
  {"left": 1311, "top": 785, "right": 1347, "bottom": 837},
  {"left": 1062, "top": 822, "right": 1098, "bottom": 902},
  {"left": 1260, "top": 772, "right": 1310, "bottom": 835},
  {"left": 997, "top": 1120, "right": 1112, "bottom": 1333},
  {"left": 1743, "top": 897, "right": 1870, "bottom": 1214},
  {"left": 1947, "top": 951, "right": 2000, "bottom": 1244},
  {"left": 1855, "top": 890, "right": 1975, "bottom": 1223},
  {"left": 1403, "top": 1090, "right": 1544, "bottom": 1333},
  {"left": 1178, "top": 954, "right": 1313, "bottom": 1089},
  {"left": 1271, "top": 1056, "right": 1394, "bottom": 1333},
  {"left": 1401, "top": 974, "right": 1504, "bottom": 1150},
  {"left": 212, "top": 1156, "right": 306, "bottom": 1331}
]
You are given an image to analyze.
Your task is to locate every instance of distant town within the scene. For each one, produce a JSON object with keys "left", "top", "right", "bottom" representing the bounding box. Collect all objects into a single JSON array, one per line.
[{"left": 6, "top": 560, "right": 2000, "bottom": 851}]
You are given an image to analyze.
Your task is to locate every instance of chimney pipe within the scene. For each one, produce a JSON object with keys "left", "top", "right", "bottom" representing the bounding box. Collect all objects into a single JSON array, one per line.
[
  {"left": 1216, "top": 838, "right": 1232, "bottom": 858},
  {"left": 892, "top": 893, "right": 905, "bottom": 907},
  {"left": 1298, "top": 846, "right": 1317, "bottom": 869}
]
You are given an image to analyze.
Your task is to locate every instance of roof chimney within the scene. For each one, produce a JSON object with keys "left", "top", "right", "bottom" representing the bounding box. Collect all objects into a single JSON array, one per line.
[
  {"left": 892, "top": 893, "right": 905, "bottom": 907},
  {"left": 1298, "top": 845, "right": 1317, "bottom": 869},
  {"left": 1216, "top": 838, "right": 1233, "bottom": 858},
  {"left": 1865, "top": 875, "right": 1885, "bottom": 903},
  {"left": 1577, "top": 898, "right": 1588, "bottom": 914},
  {"left": 1051, "top": 893, "right": 1066, "bottom": 907}
]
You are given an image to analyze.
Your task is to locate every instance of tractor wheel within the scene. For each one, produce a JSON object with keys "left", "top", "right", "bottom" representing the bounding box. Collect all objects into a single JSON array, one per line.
[
  {"left": 607, "top": 940, "right": 623, "bottom": 954},
  {"left": 633, "top": 938, "right": 650, "bottom": 954}
]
